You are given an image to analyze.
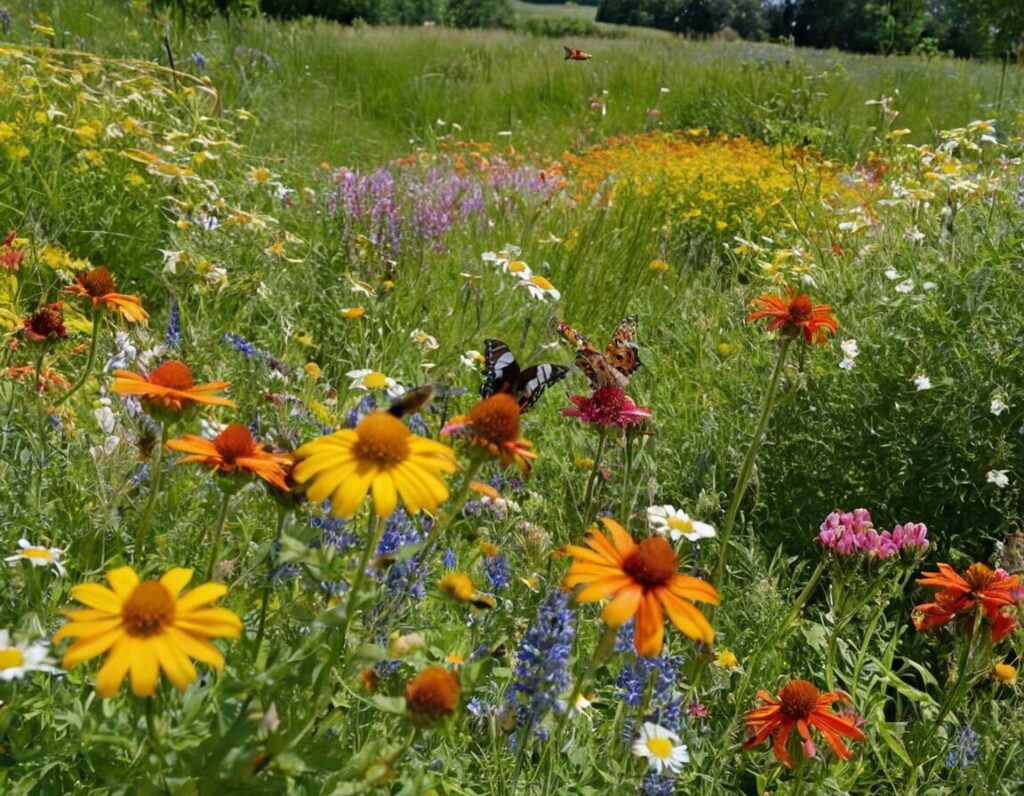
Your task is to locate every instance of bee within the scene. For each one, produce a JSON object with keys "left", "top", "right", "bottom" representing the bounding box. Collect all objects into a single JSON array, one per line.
[{"left": 387, "top": 384, "right": 434, "bottom": 418}]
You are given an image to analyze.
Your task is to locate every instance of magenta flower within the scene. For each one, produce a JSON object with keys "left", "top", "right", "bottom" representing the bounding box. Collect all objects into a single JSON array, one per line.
[
  {"left": 561, "top": 386, "right": 652, "bottom": 428},
  {"left": 817, "top": 509, "right": 929, "bottom": 560}
]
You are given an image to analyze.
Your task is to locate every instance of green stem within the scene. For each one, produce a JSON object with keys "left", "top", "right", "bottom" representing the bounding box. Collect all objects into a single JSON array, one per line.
[
  {"left": 713, "top": 337, "right": 793, "bottom": 591},
  {"left": 850, "top": 570, "right": 912, "bottom": 693},
  {"left": 417, "top": 456, "right": 483, "bottom": 558},
  {"left": 145, "top": 695, "right": 165, "bottom": 767},
  {"left": 251, "top": 507, "right": 288, "bottom": 665},
  {"left": 52, "top": 310, "right": 101, "bottom": 409},
  {"left": 619, "top": 427, "right": 635, "bottom": 523},
  {"left": 32, "top": 347, "right": 48, "bottom": 516},
  {"left": 581, "top": 426, "right": 609, "bottom": 528},
  {"left": 205, "top": 490, "right": 233, "bottom": 582},
  {"left": 134, "top": 425, "right": 168, "bottom": 565}
]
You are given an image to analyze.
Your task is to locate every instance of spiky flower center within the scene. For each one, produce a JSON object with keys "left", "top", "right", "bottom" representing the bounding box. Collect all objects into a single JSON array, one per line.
[
  {"left": 405, "top": 666, "right": 459, "bottom": 720},
  {"left": 149, "top": 360, "right": 195, "bottom": 391},
  {"left": 468, "top": 393, "right": 521, "bottom": 444},
  {"left": 964, "top": 562, "right": 996, "bottom": 593},
  {"left": 79, "top": 266, "right": 117, "bottom": 297},
  {"left": 623, "top": 536, "right": 678, "bottom": 589},
  {"left": 26, "top": 303, "right": 66, "bottom": 339},
  {"left": 214, "top": 424, "right": 257, "bottom": 464},
  {"left": 122, "top": 581, "right": 175, "bottom": 637},
  {"left": 0, "top": 647, "right": 24, "bottom": 670},
  {"left": 779, "top": 679, "right": 820, "bottom": 719},
  {"left": 787, "top": 294, "right": 813, "bottom": 323},
  {"left": 354, "top": 411, "right": 410, "bottom": 465}
]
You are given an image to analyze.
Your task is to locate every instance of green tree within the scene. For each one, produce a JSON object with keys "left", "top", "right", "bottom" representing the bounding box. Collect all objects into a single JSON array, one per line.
[{"left": 446, "top": 0, "right": 514, "bottom": 28}]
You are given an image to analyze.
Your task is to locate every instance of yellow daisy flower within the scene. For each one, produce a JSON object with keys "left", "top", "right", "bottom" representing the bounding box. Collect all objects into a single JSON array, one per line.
[
  {"left": 52, "top": 566, "right": 242, "bottom": 698},
  {"left": 292, "top": 411, "right": 458, "bottom": 518}
]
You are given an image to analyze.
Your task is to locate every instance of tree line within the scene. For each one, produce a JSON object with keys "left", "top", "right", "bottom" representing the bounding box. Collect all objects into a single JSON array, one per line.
[{"left": 595, "top": 0, "right": 1024, "bottom": 58}]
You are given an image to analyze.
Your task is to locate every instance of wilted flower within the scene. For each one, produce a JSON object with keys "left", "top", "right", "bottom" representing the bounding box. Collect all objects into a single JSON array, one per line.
[
  {"left": 22, "top": 303, "right": 68, "bottom": 343},
  {"left": 410, "top": 328, "right": 439, "bottom": 351}
]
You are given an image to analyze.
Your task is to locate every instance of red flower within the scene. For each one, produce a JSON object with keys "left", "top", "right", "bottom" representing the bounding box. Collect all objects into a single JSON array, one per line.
[
  {"left": 561, "top": 385, "right": 653, "bottom": 428},
  {"left": 1, "top": 231, "right": 24, "bottom": 270},
  {"left": 22, "top": 303, "right": 67, "bottom": 342},
  {"left": 745, "top": 679, "right": 864, "bottom": 769},
  {"left": 746, "top": 287, "right": 838, "bottom": 345},
  {"left": 912, "top": 562, "right": 1020, "bottom": 642}
]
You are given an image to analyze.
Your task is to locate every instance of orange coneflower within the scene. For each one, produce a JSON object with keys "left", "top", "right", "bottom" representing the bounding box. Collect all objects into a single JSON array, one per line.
[
  {"left": 66, "top": 266, "right": 148, "bottom": 324},
  {"left": 562, "top": 517, "right": 718, "bottom": 656},
  {"left": 112, "top": 360, "right": 236, "bottom": 415},
  {"left": 744, "top": 679, "right": 864, "bottom": 769},
  {"left": 912, "top": 562, "right": 1020, "bottom": 642},
  {"left": 746, "top": 287, "right": 838, "bottom": 345},
  {"left": 167, "top": 424, "right": 292, "bottom": 490},
  {"left": 405, "top": 665, "right": 460, "bottom": 724},
  {"left": 443, "top": 393, "right": 536, "bottom": 475}
]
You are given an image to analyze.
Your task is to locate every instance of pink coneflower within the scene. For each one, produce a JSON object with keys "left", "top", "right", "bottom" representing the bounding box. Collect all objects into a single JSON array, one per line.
[{"left": 561, "top": 386, "right": 652, "bottom": 428}]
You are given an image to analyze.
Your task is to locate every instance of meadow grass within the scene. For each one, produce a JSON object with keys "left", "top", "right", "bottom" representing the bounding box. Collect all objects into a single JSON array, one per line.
[{"left": 0, "top": 2, "right": 1022, "bottom": 793}]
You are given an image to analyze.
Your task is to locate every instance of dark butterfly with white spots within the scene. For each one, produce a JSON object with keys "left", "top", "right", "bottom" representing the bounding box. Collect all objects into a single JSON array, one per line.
[{"left": 481, "top": 339, "right": 569, "bottom": 413}]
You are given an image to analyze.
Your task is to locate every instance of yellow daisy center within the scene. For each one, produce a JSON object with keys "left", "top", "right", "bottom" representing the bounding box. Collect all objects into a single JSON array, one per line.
[
  {"left": 353, "top": 412, "right": 411, "bottom": 466},
  {"left": 122, "top": 581, "right": 176, "bottom": 637},
  {"left": 22, "top": 547, "right": 53, "bottom": 561},
  {"left": 529, "top": 275, "right": 554, "bottom": 290},
  {"left": 362, "top": 372, "right": 389, "bottom": 390},
  {"left": 0, "top": 647, "right": 24, "bottom": 670},
  {"left": 667, "top": 517, "right": 694, "bottom": 534},
  {"left": 647, "top": 737, "right": 673, "bottom": 760},
  {"left": 507, "top": 260, "right": 528, "bottom": 273}
]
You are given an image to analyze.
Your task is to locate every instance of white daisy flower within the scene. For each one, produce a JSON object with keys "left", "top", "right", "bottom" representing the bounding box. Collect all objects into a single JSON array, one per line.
[
  {"left": 884, "top": 268, "right": 900, "bottom": 280},
  {"left": 346, "top": 369, "right": 398, "bottom": 392},
  {"left": 839, "top": 339, "right": 859, "bottom": 370},
  {"left": 5, "top": 539, "right": 66, "bottom": 576},
  {"left": 895, "top": 279, "right": 914, "bottom": 294},
  {"left": 991, "top": 397, "right": 1009, "bottom": 416},
  {"left": 632, "top": 722, "right": 690, "bottom": 774},
  {"left": 0, "top": 630, "right": 61, "bottom": 680},
  {"left": 913, "top": 374, "right": 933, "bottom": 391},
  {"left": 987, "top": 469, "right": 1010, "bottom": 488},
  {"left": 409, "top": 329, "right": 439, "bottom": 351},
  {"left": 647, "top": 505, "right": 716, "bottom": 542},
  {"left": 516, "top": 273, "right": 561, "bottom": 302},
  {"left": 460, "top": 350, "right": 484, "bottom": 369}
]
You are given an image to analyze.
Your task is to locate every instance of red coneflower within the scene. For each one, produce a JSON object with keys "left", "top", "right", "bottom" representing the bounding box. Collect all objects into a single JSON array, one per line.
[
  {"left": 746, "top": 287, "right": 838, "bottom": 345},
  {"left": 22, "top": 303, "right": 67, "bottom": 343},
  {"left": 167, "top": 424, "right": 292, "bottom": 490},
  {"left": 744, "top": 679, "right": 865, "bottom": 769},
  {"left": 561, "top": 385, "right": 653, "bottom": 428},
  {"left": 404, "top": 666, "right": 460, "bottom": 724},
  {"left": 66, "top": 266, "right": 148, "bottom": 324},
  {"left": 912, "top": 562, "right": 1020, "bottom": 642}
]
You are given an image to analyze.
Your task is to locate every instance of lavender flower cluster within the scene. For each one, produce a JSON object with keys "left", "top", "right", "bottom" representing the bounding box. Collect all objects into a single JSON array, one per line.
[
  {"left": 507, "top": 589, "right": 575, "bottom": 737},
  {"left": 818, "top": 508, "right": 929, "bottom": 559},
  {"left": 326, "top": 156, "right": 561, "bottom": 255}
]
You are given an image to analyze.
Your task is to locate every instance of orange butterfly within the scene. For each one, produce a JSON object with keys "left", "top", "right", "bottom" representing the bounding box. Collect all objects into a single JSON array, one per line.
[
  {"left": 556, "top": 315, "right": 641, "bottom": 390},
  {"left": 564, "top": 46, "right": 592, "bottom": 61}
]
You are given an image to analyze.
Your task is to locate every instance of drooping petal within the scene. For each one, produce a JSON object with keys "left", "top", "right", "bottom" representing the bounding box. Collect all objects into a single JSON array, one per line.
[{"left": 601, "top": 583, "right": 642, "bottom": 627}]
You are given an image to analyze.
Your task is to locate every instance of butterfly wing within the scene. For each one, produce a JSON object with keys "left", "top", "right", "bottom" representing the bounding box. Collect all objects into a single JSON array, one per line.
[
  {"left": 388, "top": 384, "right": 434, "bottom": 418},
  {"left": 563, "top": 46, "right": 574, "bottom": 60},
  {"left": 481, "top": 339, "right": 520, "bottom": 398},
  {"left": 515, "top": 364, "right": 570, "bottom": 412},
  {"left": 557, "top": 320, "right": 624, "bottom": 390},
  {"left": 605, "top": 314, "right": 641, "bottom": 381}
]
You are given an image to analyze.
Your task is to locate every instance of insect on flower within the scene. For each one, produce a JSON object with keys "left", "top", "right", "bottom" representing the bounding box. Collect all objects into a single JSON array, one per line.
[
  {"left": 480, "top": 339, "right": 568, "bottom": 413},
  {"left": 557, "top": 315, "right": 642, "bottom": 390}
]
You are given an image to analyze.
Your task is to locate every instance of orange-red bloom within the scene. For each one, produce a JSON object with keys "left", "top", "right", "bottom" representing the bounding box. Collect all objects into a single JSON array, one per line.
[
  {"left": 405, "top": 665, "right": 460, "bottom": 723},
  {"left": 22, "top": 302, "right": 67, "bottom": 342},
  {"left": 562, "top": 517, "right": 718, "bottom": 656},
  {"left": 66, "top": 267, "right": 148, "bottom": 324},
  {"left": 167, "top": 424, "right": 291, "bottom": 490},
  {"left": 1, "top": 231, "right": 24, "bottom": 270},
  {"left": 112, "top": 360, "right": 236, "bottom": 415},
  {"left": 7, "top": 364, "right": 70, "bottom": 393},
  {"left": 443, "top": 393, "right": 536, "bottom": 475},
  {"left": 745, "top": 679, "right": 864, "bottom": 769},
  {"left": 912, "top": 562, "right": 1020, "bottom": 642},
  {"left": 747, "top": 287, "right": 838, "bottom": 345}
]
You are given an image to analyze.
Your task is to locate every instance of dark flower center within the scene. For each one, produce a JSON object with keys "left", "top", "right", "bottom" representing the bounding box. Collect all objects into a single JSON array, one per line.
[
  {"left": 779, "top": 679, "right": 820, "bottom": 719},
  {"left": 788, "top": 294, "right": 813, "bottom": 322},
  {"left": 149, "top": 360, "right": 195, "bottom": 391},
  {"left": 79, "top": 266, "right": 117, "bottom": 297},
  {"left": 122, "top": 581, "right": 175, "bottom": 637},
  {"left": 623, "top": 536, "right": 678, "bottom": 589},
  {"left": 214, "top": 424, "right": 257, "bottom": 464},
  {"left": 26, "top": 303, "right": 67, "bottom": 339}
]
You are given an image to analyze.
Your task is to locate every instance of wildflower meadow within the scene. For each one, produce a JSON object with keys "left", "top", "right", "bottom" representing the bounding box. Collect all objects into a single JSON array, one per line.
[{"left": 1, "top": 2, "right": 1024, "bottom": 793}]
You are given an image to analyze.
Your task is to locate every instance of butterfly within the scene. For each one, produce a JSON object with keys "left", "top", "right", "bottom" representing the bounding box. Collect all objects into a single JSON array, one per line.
[
  {"left": 480, "top": 339, "right": 569, "bottom": 413},
  {"left": 556, "top": 315, "right": 642, "bottom": 390},
  {"left": 564, "top": 46, "right": 592, "bottom": 61}
]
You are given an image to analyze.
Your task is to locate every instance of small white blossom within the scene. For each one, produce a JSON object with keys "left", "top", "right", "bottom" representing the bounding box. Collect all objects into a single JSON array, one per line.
[
  {"left": 647, "top": 505, "right": 716, "bottom": 542},
  {"left": 0, "top": 630, "right": 61, "bottom": 680},
  {"left": 913, "top": 374, "right": 933, "bottom": 391},
  {"left": 632, "top": 722, "right": 690, "bottom": 774},
  {"left": 991, "top": 397, "right": 1010, "bottom": 416},
  {"left": 895, "top": 279, "right": 914, "bottom": 294},
  {"left": 5, "top": 539, "right": 66, "bottom": 576},
  {"left": 986, "top": 469, "right": 1010, "bottom": 488},
  {"left": 409, "top": 329, "right": 439, "bottom": 351}
]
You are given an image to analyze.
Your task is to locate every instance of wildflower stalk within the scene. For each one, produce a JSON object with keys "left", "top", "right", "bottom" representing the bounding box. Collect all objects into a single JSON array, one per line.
[
  {"left": 619, "top": 426, "right": 636, "bottom": 523},
  {"left": 849, "top": 568, "right": 914, "bottom": 693},
  {"left": 417, "top": 455, "right": 483, "bottom": 558},
  {"left": 824, "top": 575, "right": 888, "bottom": 692},
  {"left": 31, "top": 347, "right": 48, "bottom": 515},
  {"left": 251, "top": 506, "right": 288, "bottom": 666},
  {"left": 145, "top": 695, "right": 165, "bottom": 768},
  {"left": 581, "top": 426, "right": 609, "bottom": 528},
  {"left": 713, "top": 337, "right": 793, "bottom": 591},
  {"left": 133, "top": 425, "right": 168, "bottom": 564},
  {"left": 204, "top": 490, "right": 234, "bottom": 582},
  {"left": 51, "top": 310, "right": 100, "bottom": 409}
]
